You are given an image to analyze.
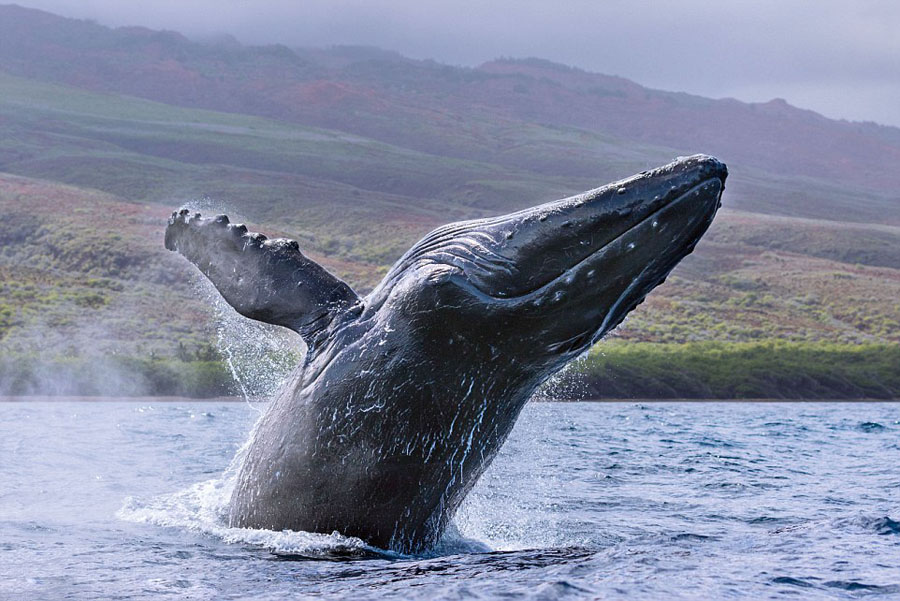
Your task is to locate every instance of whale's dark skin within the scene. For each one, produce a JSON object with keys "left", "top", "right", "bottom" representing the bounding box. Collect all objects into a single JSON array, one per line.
[{"left": 165, "top": 154, "right": 727, "bottom": 553}]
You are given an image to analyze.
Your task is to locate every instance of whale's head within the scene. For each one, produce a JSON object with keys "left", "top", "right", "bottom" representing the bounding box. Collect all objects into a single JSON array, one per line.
[
  {"left": 367, "top": 154, "right": 726, "bottom": 372},
  {"left": 165, "top": 154, "right": 725, "bottom": 382}
]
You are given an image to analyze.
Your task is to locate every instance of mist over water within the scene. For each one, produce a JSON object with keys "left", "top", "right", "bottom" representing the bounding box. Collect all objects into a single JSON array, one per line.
[{"left": 2, "top": 198, "right": 308, "bottom": 401}]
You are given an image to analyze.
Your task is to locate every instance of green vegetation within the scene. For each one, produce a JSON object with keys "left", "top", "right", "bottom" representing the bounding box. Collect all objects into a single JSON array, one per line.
[
  {"left": 571, "top": 342, "right": 900, "bottom": 400},
  {"left": 2, "top": 342, "right": 896, "bottom": 400}
]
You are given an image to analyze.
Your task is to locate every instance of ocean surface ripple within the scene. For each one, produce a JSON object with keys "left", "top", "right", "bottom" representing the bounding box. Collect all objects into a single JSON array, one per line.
[{"left": 1, "top": 401, "right": 898, "bottom": 600}]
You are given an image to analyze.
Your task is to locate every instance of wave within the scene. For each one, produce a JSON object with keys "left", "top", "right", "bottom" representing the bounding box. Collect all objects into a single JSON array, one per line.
[
  {"left": 117, "top": 427, "right": 494, "bottom": 560},
  {"left": 117, "top": 472, "right": 393, "bottom": 559}
]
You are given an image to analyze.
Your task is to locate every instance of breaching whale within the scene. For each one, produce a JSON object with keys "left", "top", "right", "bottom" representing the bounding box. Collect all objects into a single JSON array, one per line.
[{"left": 165, "top": 154, "right": 727, "bottom": 553}]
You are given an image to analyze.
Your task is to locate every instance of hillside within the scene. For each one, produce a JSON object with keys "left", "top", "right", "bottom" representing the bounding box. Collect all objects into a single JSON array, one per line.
[
  {"left": 1, "top": 4, "right": 899, "bottom": 225},
  {"left": 2, "top": 168, "right": 897, "bottom": 398},
  {"left": 0, "top": 4, "right": 897, "bottom": 398}
]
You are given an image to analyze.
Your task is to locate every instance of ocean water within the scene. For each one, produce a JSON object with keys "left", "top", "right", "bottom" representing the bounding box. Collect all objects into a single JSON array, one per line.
[{"left": 1, "top": 400, "right": 898, "bottom": 600}]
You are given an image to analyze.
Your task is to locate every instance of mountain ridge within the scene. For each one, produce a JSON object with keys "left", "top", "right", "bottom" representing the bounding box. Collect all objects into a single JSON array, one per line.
[{"left": 1, "top": 2, "right": 899, "bottom": 204}]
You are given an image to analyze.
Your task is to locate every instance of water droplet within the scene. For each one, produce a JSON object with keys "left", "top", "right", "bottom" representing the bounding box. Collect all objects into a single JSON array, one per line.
[{"left": 627, "top": 242, "right": 636, "bottom": 251}]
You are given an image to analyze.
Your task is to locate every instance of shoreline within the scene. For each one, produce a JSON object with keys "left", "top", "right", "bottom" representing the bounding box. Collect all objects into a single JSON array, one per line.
[
  {"left": 1, "top": 395, "right": 896, "bottom": 403},
  {"left": 3, "top": 342, "right": 897, "bottom": 400}
]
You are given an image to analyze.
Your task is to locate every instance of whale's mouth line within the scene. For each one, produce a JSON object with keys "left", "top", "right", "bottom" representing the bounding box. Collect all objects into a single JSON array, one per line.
[{"left": 455, "top": 178, "right": 722, "bottom": 304}]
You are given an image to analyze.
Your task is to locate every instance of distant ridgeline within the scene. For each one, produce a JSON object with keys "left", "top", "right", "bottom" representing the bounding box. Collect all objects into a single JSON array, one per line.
[{"left": 0, "top": 5, "right": 898, "bottom": 399}]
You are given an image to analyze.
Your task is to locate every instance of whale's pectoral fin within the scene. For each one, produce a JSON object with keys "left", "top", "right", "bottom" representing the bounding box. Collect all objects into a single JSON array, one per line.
[{"left": 165, "top": 210, "right": 359, "bottom": 343}]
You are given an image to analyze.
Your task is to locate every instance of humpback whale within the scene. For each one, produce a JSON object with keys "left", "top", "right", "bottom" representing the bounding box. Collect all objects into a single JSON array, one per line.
[{"left": 165, "top": 154, "right": 727, "bottom": 553}]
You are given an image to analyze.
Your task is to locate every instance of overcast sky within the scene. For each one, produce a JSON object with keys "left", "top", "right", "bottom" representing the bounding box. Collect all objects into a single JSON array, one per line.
[{"left": 13, "top": 0, "right": 900, "bottom": 127}]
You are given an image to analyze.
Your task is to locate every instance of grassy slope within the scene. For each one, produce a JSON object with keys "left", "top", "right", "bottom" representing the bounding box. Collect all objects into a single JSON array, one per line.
[
  {"left": 0, "top": 71, "right": 612, "bottom": 272},
  {"left": 572, "top": 342, "right": 900, "bottom": 400},
  {"left": 0, "top": 74, "right": 897, "bottom": 397}
]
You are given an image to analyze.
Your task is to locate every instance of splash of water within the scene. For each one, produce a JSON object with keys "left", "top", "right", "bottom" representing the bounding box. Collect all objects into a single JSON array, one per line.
[
  {"left": 117, "top": 419, "right": 490, "bottom": 559},
  {"left": 123, "top": 200, "right": 562, "bottom": 557},
  {"left": 208, "top": 292, "right": 303, "bottom": 407},
  {"left": 116, "top": 416, "right": 387, "bottom": 559},
  {"left": 174, "top": 200, "right": 304, "bottom": 404}
]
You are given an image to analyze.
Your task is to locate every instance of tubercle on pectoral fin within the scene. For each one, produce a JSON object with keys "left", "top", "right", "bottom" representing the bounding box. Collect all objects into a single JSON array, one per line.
[{"left": 164, "top": 209, "right": 360, "bottom": 343}]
